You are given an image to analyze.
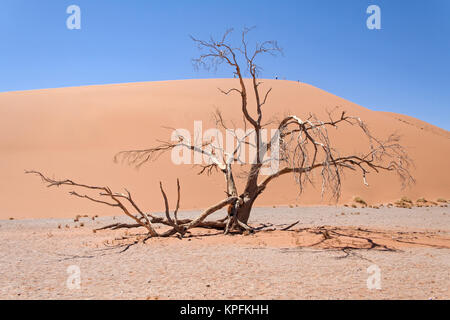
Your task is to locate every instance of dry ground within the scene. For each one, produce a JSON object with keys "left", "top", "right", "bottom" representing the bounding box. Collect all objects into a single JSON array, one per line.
[{"left": 0, "top": 206, "right": 449, "bottom": 300}]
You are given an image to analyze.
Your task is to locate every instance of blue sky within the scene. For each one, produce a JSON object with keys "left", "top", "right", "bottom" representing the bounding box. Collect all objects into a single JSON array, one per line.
[{"left": 1, "top": 0, "right": 449, "bottom": 129}]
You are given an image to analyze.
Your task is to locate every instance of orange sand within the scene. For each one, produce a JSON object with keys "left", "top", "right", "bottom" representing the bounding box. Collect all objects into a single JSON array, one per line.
[{"left": 0, "top": 79, "right": 449, "bottom": 219}]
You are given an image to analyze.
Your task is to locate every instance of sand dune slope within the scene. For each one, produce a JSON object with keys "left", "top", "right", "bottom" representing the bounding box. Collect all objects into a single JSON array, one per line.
[{"left": 0, "top": 79, "right": 448, "bottom": 219}]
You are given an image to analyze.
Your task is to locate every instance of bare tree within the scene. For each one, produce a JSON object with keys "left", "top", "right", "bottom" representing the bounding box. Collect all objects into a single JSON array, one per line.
[{"left": 28, "top": 28, "right": 413, "bottom": 238}]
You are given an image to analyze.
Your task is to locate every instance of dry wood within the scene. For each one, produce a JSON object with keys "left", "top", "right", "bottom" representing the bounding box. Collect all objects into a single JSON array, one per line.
[{"left": 27, "top": 28, "right": 413, "bottom": 239}]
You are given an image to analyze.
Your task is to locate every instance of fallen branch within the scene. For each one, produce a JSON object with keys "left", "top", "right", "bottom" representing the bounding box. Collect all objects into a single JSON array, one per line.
[
  {"left": 281, "top": 220, "right": 300, "bottom": 231},
  {"left": 26, "top": 170, "right": 237, "bottom": 239}
]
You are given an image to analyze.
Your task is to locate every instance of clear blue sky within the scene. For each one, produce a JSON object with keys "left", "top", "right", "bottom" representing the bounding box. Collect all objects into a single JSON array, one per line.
[{"left": 1, "top": 0, "right": 449, "bottom": 129}]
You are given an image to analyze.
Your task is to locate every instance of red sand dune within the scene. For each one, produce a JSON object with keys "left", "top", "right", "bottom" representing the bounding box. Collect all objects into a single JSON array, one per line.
[{"left": 0, "top": 79, "right": 448, "bottom": 219}]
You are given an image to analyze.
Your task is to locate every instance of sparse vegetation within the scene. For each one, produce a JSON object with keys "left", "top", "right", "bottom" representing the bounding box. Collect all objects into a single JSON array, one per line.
[
  {"left": 354, "top": 197, "right": 367, "bottom": 206},
  {"left": 414, "top": 197, "right": 440, "bottom": 207},
  {"left": 401, "top": 196, "right": 413, "bottom": 204},
  {"left": 395, "top": 199, "right": 412, "bottom": 209}
]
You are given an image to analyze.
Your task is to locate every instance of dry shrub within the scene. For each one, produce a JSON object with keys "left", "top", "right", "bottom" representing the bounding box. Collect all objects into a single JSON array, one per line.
[
  {"left": 401, "top": 196, "right": 413, "bottom": 204},
  {"left": 395, "top": 198, "right": 412, "bottom": 209},
  {"left": 354, "top": 197, "right": 367, "bottom": 206}
]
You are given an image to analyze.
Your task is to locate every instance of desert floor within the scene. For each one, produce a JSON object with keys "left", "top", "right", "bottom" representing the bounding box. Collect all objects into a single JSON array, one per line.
[{"left": 0, "top": 206, "right": 449, "bottom": 300}]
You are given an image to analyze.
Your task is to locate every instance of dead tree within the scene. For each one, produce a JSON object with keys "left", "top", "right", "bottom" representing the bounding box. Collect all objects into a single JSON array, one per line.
[{"left": 27, "top": 28, "right": 413, "bottom": 238}]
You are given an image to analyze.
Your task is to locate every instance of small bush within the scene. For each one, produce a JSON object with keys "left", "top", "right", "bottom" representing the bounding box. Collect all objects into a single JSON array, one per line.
[
  {"left": 395, "top": 199, "right": 412, "bottom": 209},
  {"left": 401, "top": 196, "right": 413, "bottom": 204},
  {"left": 354, "top": 197, "right": 367, "bottom": 206}
]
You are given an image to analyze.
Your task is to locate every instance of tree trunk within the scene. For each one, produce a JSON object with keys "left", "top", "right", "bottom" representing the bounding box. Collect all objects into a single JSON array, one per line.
[{"left": 236, "top": 197, "right": 257, "bottom": 225}]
